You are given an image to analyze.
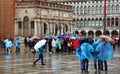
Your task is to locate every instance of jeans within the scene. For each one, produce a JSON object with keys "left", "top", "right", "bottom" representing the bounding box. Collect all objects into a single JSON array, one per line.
[
  {"left": 80, "top": 59, "right": 89, "bottom": 71},
  {"left": 34, "top": 54, "right": 44, "bottom": 64},
  {"left": 98, "top": 60, "right": 107, "bottom": 71},
  {"left": 94, "top": 60, "right": 97, "bottom": 70}
]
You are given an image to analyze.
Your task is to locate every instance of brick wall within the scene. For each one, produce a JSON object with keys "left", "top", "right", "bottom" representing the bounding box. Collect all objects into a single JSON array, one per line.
[{"left": 0, "top": 0, "right": 15, "bottom": 39}]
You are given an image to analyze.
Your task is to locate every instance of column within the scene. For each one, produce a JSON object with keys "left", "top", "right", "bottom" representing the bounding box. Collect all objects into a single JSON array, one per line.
[
  {"left": 14, "top": 20, "right": 18, "bottom": 35},
  {"left": 114, "top": 18, "right": 116, "bottom": 27},
  {"left": 34, "top": 20, "right": 38, "bottom": 35},
  {"left": 29, "top": 21, "right": 31, "bottom": 35},
  {"left": 110, "top": 18, "right": 112, "bottom": 27},
  {"left": 22, "top": 21, "right": 23, "bottom": 35}
]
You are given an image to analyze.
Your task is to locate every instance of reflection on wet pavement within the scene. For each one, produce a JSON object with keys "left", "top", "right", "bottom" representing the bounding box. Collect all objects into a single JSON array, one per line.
[{"left": 0, "top": 47, "right": 120, "bottom": 74}]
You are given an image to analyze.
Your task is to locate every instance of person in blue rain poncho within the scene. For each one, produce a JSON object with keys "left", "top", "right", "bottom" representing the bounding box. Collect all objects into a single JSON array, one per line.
[
  {"left": 76, "top": 39, "right": 94, "bottom": 73},
  {"left": 92, "top": 38, "right": 101, "bottom": 71},
  {"left": 95, "top": 38, "right": 114, "bottom": 71}
]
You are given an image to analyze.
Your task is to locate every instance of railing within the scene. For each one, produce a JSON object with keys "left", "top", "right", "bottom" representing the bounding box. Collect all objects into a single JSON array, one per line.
[
  {"left": 75, "top": 26, "right": 119, "bottom": 30},
  {"left": 16, "top": 1, "right": 72, "bottom": 10}
]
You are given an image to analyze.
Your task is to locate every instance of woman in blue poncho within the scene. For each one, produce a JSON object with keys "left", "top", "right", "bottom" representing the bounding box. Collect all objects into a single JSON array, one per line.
[
  {"left": 76, "top": 39, "right": 94, "bottom": 73},
  {"left": 95, "top": 38, "right": 114, "bottom": 71},
  {"left": 92, "top": 38, "right": 101, "bottom": 71}
]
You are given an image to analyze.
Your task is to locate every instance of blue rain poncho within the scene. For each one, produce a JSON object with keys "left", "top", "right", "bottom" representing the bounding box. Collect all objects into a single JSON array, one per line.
[
  {"left": 95, "top": 41, "right": 114, "bottom": 61},
  {"left": 76, "top": 42, "right": 94, "bottom": 60},
  {"left": 56, "top": 39, "right": 61, "bottom": 50},
  {"left": 92, "top": 38, "right": 101, "bottom": 60}
]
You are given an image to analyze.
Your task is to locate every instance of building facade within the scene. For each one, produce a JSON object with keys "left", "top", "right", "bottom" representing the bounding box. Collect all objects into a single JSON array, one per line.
[
  {"left": 15, "top": 1, "right": 73, "bottom": 36},
  {"left": 51, "top": 0, "right": 120, "bottom": 37},
  {"left": 0, "top": 0, "right": 15, "bottom": 38}
]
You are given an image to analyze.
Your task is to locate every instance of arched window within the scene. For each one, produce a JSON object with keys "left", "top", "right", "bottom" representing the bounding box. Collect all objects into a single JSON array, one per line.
[
  {"left": 95, "top": 5, "right": 98, "bottom": 14},
  {"left": 92, "top": 6, "right": 94, "bottom": 14},
  {"left": 111, "top": 18, "right": 114, "bottom": 26},
  {"left": 31, "top": 21, "right": 34, "bottom": 29},
  {"left": 80, "top": 6, "right": 83, "bottom": 14},
  {"left": 92, "top": 18, "right": 94, "bottom": 27},
  {"left": 84, "top": 19, "right": 87, "bottom": 27},
  {"left": 88, "top": 6, "right": 91, "bottom": 14},
  {"left": 115, "top": 18, "right": 118, "bottom": 26},
  {"left": 23, "top": 16, "right": 29, "bottom": 29},
  {"left": 116, "top": 5, "right": 119, "bottom": 13},
  {"left": 107, "top": 5, "right": 110, "bottom": 14},
  {"left": 88, "top": 19, "right": 91, "bottom": 26},
  {"left": 100, "top": 18, "right": 103, "bottom": 26},
  {"left": 18, "top": 21, "right": 22, "bottom": 29},
  {"left": 95, "top": 18, "right": 99, "bottom": 26},
  {"left": 99, "top": 5, "right": 102, "bottom": 14},
  {"left": 77, "top": 6, "right": 79, "bottom": 14},
  {"left": 84, "top": 6, "right": 87, "bottom": 14},
  {"left": 107, "top": 18, "right": 110, "bottom": 27},
  {"left": 111, "top": 5, "right": 115, "bottom": 13},
  {"left": 80, "top": 19, "right": 84, "bottom": 27}
]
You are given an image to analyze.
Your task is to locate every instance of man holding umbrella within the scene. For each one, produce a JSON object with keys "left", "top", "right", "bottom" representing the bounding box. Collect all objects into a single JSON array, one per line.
[{"left": 33, "top": 39, "right": 47, "bottom": 66}]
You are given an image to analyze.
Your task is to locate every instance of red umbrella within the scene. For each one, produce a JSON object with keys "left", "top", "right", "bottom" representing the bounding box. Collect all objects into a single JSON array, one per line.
[{"left": 73, "top": 40, "right": 80, "bottom": 51}]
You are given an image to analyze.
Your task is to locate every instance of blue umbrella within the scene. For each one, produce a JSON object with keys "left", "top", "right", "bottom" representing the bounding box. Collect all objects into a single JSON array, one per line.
[{"left": 57, "top": 36, "right": 64, "bottom": 39}]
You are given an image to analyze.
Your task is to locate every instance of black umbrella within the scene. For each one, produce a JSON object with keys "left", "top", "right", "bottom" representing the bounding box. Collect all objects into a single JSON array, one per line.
[
  {"left": 79, "top": 36, "right": 94, "bottom": 44},
  {"left": 79, "top": 36, "right": 92, "bottom": 41}
]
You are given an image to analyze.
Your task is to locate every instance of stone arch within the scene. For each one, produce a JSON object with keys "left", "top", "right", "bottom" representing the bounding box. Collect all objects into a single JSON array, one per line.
[
  {"left": 95, "top": 30, "right": 102, "bottom": 37},
  {"left": 80, "top": 30, "right": 86, "bottom": 36},
  {"left": 88, "top": 30, "right": 94, "bottom": 37},
  {"left": 111, "top": 30, "right": 118, "bottom": 37},
  {"left": 104, "top": 30, "right": 110, "bottom": 36}
]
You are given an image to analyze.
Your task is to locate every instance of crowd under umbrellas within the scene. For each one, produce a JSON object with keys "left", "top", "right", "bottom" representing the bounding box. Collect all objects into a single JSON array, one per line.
[{"left": 0, "top": 33, "right": 119, "bottom": 73}]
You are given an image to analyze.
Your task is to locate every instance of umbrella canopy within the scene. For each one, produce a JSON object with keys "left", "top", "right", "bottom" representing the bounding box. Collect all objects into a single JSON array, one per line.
[
  {"left": 79, "top": 36, "right": 92, "bottom": 41},
  {"left": 100, "top": 35, "right": 115, "bottom": 43},
  {"left": 70, "top": 36, "right": 76, "bottom": 40},
  {"left": 34, "top": 39, "right": 46, "bottom": 51},
  {"left": 73, "top": 40, "right": 80, "bottom": 51},
  {"left": 30, "top": 36, "right": 40, "bottom": 41},
  {"left": 56, "top": 36, "right": 64, "bottom": 39}
]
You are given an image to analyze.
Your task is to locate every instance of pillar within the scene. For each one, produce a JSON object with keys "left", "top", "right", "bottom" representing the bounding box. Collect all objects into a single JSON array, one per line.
[
  {"left": 34, "top": 20, "right": 38, "bottom": 35},
  {"left": 14, "top": 20, "right": 18, "bottom": 35}
]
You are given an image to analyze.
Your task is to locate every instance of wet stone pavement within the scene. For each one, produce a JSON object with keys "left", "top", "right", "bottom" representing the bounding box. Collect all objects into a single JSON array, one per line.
[{"left": 0, "top": 45, "right": 120, "bottom": 74}]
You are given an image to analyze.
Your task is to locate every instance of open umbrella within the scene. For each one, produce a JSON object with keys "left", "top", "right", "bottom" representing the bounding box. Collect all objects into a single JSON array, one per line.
[
  {"left": 34, "top": 39, "right": 47, "bottom": 51},
  {"left": 30, "top": 36, "right": 40, "bottom": 41},
  {"left": 79, "top": 36, "right": 92, "bottom": 41},
  {"left": 100, "top": 35, "right": 115, "bottom": 43}
]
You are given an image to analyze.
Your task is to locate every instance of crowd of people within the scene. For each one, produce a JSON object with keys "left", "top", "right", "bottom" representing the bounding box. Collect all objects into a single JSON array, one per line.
[{"left": 0, "top": 32, "right": 120, "bottom": 73}]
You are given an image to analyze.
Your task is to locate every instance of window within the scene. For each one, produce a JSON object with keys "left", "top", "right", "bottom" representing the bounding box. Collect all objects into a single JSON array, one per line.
[
  {"left": 84, "top": 6, "right": 87, "bottom": 14},
  {"left": 88, "top": 6, "right": 91, "bottom": 14},
  {"left": 77, "top": 6, "right": 79, "bottom": 14},
  {"left": 31, "top": 21, "right": 34, "bottom": 29},
  {"left": 92, "top": 6, "right": 94, "bottom": 14},
  {"left": 80, "top": 6, "right": 83, "bottom": 14},
  {"left": 107, "top": 5, "right": 110, "bottom": 14},
  {"left": 99, "top": 5, "right": 102, "bottom": 14},
  {"left": 111, "top": 5, "right": 114, "bottom": 13},
  {"left": 18, "top": 21, "right": 22, "bottom": 29},
  {"left": 95, "top": 6, "right": 98, "bottom": 14},
  {"left": 116, "top": 5, "right": 119, "bottom": 13},
  {"left": 23, "top": 16, "right": 29, "bottom": 29}
]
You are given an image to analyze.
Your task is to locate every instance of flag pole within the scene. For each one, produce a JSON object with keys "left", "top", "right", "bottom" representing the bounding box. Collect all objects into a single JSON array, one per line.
[{"left": 103, "top": 0, "right": 106, "bottom": 35}]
